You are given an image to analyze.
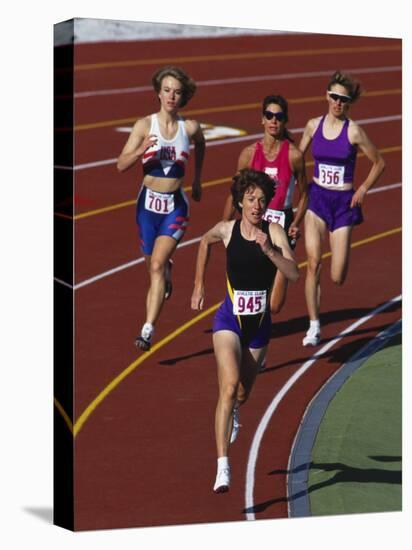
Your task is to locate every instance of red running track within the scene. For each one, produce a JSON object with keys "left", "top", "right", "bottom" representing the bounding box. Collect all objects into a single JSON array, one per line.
[{"left": 54, "top": 31, "right": 402, "bottom": 530}]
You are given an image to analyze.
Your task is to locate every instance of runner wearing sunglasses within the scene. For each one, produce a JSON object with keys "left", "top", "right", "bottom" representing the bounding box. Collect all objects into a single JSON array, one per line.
[
  {"left": 222, "top": 95, "right": 308, "bottom": 316},
  {"left": 117, "top": 66, "right": 205, "bottom": 351},
  {"left": 299, "top": 70, "right": 385, "bottom": 346}
]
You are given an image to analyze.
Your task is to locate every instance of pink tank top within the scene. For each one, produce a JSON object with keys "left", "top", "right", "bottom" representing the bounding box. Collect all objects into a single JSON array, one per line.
[{"left": 250, "top": 140, "right": 295, "bottom": 210}]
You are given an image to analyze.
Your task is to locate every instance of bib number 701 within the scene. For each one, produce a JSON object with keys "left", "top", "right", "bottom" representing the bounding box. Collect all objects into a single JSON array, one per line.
[{"left": 145, "top": 189, "right": 175, "bottom": 213}]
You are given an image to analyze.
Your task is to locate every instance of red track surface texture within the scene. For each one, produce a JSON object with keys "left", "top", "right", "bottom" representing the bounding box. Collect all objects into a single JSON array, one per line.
[{"left": 55, "top": 31, "right": 402, "bottom": 530}]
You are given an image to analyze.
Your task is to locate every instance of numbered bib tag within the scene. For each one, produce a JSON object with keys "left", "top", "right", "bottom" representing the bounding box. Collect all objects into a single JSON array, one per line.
[
  {"left": 145, "top": 189, "right": 175, "bottom": 214},
  {"left": 319, "top": 163, "right": 345, "bottom": 187},
  {"left": 233, "top": 290, "right": 267, "bottom": 316},
  {"left": 263, "top": 208, "right": 286, "bottom": 227}
]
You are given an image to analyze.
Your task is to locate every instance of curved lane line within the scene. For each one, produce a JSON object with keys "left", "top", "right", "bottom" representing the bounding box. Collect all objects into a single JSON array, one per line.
[
  {"left": 287, "top": 319, "right": 402, "bottom": 517},
  {"left": 244, "top": 295, "right": 402, "bottom": 520},
  {"left": 54, "top": 397, "right": 74, "bottom": 434},
  {"left": 73, "top": 302, "right": 221, "bottom": 437},
  {"left": 54, "top": 226, "right": 402, "bottom": 436}
]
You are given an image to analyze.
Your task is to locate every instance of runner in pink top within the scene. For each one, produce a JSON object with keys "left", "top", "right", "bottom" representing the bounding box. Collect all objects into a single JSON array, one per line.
[{"left": 223, "top": 95, "right": 308, "bottom": 316}]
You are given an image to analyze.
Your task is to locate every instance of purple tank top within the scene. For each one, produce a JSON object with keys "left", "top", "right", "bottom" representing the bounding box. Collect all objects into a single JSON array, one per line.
[{"left": 312, "top": 116, "right": 357, "bottom": 184}]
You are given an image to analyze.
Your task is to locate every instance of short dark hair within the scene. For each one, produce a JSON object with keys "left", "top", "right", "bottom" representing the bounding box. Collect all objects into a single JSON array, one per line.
[
  {"left": 327, "top": 70, "right": 362, "bottom": 103},
  {"left": 231, "top": 169, "right": 275, "bottom": 213},
  {"left": 152, "top": 65, "right": 196, "bottom": 108}
]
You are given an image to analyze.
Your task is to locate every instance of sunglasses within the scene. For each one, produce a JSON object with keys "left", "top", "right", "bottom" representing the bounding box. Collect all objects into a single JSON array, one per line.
[
  {"left": 327, "top": 90, "right": 352, "bottom": 104},
  {"left": 263, "top": 110, "right": 286, "bottom": 122}
]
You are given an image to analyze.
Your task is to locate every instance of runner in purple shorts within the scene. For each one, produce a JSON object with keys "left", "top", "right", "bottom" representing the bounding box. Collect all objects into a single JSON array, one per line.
[
  {"left": 117, "top": 66, "right": 205, "bottom": 351},
  {"left": 191, "top": 169, "right": 299, "bottom": 493},
  {"left": 299, "top": 71, "right": 385, "bottom": 347}
]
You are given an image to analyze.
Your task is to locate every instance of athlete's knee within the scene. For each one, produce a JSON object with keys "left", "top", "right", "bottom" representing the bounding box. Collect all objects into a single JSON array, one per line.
[
  {"left": 220, "top": 382, "right": 238, "bottom": 403},
  {"left": 149, "top": 257, "right": 166, "bottom": 277},
  {"left": 331, "top": 272, "right": 346, "bottom": 286},
  {"left": 236, "top": 386, "right": 248, "bottom": 405},
  {"left": 307, "top": 256, "right": 322, "bottom": 276}
]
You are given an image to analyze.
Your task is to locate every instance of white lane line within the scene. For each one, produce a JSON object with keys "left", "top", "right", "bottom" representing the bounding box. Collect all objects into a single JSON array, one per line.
[
  {"left": 73, "top": 236, "right": 202, "bottom": 290},
  {"left": 74, "top": 66, "right": 401, "bottom": 98},
  {"left": 56, "top": 114, "right": 402, "bottom": 172},
  {"left": 244, "top": 294, "right": 402, "bottom": 520},
  {"left": 286, "top": 318, "right": 401, "bottom": 518},
  {"left": 53, "top": 181, "right": 402, "bottom": 290}
]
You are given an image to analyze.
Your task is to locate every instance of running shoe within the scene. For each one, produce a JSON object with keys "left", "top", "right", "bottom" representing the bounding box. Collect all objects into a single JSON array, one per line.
[
  {"left": 135, "top": 323, "right": 153, "bottom": 352},
  {"left": 135, "top": 335, "right": 151, "bottom": 352},
  {"left": 230, "top": 407, "right": 241, "bottom": 444},
  {"left": 164, "top": 259, "right": 173, "bottom": 300},
  {"left": 302, "top": 327, "right": 321, "bottom": 347},
  {"left": 213, "top": 467, "right": 231, "bottom": 493}
]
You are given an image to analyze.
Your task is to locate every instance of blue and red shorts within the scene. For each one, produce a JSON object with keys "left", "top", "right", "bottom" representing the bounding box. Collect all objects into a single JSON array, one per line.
[
  {"left": 136, "top": 185, "right": 190, "bottom": 255},
  {"left": 213, "top": 293, "right": 272, "bottom": 349},
  {"left": 307, "top": 182, "right": 363, "bottom": 232}
]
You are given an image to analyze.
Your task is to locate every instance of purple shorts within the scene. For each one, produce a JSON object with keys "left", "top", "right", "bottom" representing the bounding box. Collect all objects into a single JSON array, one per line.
[
  {"left": 307, "top": 182, "right": 363, "bottom": 232},
  {"left": 213, "top": 294, "right": 271, "bottom": 349}
]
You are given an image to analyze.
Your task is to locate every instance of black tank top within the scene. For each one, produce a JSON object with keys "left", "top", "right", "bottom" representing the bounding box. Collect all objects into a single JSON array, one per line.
[
  {"left": 227, "top": 219, "right": 277, "bottom": 293},
  {"left": 224, "top": 220, "right": 277, "bottom": 341}
]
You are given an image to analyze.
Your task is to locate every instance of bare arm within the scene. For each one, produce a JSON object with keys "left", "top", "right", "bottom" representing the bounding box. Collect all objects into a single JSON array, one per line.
[
  {"left": 117, "top": 117, "right": 156, "bottom": 172},
  {"left": 288, "top": 146, "right": 308, "bottom": 239},
  {"left": 222, "top": 144, "right": 254, "bottom": 220},
  {"left": 191, "top": 221, "right": 233, "bottom": 310},
  {"left": 186, "top": 120, "right": 205, "bottom": 202},
  {"left": 255, "top": 223, "right": 299, "bottom": 282},
  {"left": 298, "top": 118, "right": 318, "bottom": 155},
  {"left": 349, "top": 123, "right": 385, "bottom": 207}
]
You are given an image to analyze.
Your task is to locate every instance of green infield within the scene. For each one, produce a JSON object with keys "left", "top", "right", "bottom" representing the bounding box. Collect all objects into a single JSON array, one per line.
[{"left": 309, "top": 332, "right": 402, "bottom": 516}]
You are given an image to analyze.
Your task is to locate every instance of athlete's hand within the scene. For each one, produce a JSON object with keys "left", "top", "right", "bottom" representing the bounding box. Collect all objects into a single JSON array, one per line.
[
  {"left": 288, "top": 224, "right": 300, "bottom": 241},
  {"left": 255, "top": 230, "right": 273, "bottom": 255},
  {"left": 137, "top": 134, "right": 158, "bottom": 156},
  {"left": 191, "top": 286, "right": 205, "bottom": 310},
  {"left": 351, "top": 184, "right": 367, "bottom": 208},
  {"left": 191, "top": 179, "right": 202, "bottom": 202}
]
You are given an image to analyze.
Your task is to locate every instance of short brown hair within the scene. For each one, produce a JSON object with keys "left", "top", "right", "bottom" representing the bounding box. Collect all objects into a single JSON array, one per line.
[
  {"left": 152, "top": 65, "right": 196, "bottom": 108},
  {"left": 327, "top": 70, "right": 362, "bottom": 103},
  {"left": 231, "top": 169, "right": 275, "bottom": 213}
]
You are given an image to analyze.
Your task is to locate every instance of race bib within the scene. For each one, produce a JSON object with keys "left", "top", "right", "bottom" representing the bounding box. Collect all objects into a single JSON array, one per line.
[
  {"left": 318, "top": 163, "right": 345, "bottom": 187},
  {"left": 265, "top": 167, "right": 278, "bottom": 181},
  {"left": 233, "top": 290, "right": 267, "bottom": 316},
  {"left": 263, "top": 208, "right": 286, "bottom": 227},
  {"left": 145, "top": 189, "right": 175, "bottom": 214}
]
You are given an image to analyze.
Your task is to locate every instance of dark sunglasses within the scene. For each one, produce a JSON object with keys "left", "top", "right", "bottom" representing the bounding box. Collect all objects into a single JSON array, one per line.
[
  {"left": 263, "top": 110, "right": 286, "bottom": 122},
  {"left": 327, "top": 90, "right": 352, "bottom": 104}
]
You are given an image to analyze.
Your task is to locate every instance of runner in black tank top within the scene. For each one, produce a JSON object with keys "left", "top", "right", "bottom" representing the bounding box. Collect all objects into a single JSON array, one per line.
[
  {"left": 191, "top": 169, "right": 299, "bottom": 494},
  {"left": 223, "top": 219, "right": 277, "bottom": 346}
]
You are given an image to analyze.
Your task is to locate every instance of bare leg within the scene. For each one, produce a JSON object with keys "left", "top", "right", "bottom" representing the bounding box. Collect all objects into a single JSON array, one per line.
[
  {"left": 304, "top": 210, "right": 326, "bottom": 321},
  {"left": 329, "top": 225, "right": 353, "bottom": 286},
  {"left": 270, "top": 271, "right": 289, "bottom": 315},
  {"left": 145, "top": 236, "right": 177, "bottom": 325},
  {"left": 213, "top": 331, "right": 242, "bottom": 458}
]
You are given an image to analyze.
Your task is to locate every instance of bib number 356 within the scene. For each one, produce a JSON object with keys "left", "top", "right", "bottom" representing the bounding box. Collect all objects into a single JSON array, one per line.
[
  {"left": 233, "top": 290, "right": 266, "bottom": 315},
  {"left": 319, "top": 163, "right": 345, "bottom": 187}
]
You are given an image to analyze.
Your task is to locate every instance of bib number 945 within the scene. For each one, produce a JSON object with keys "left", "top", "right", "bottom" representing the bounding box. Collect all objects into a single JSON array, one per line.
[{"left": 233, "top": 290, "right": 266, "bottom": 315}]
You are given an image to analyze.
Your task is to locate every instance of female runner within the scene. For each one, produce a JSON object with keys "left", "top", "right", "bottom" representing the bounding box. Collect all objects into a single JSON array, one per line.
[
  {"left": 191, "top": 169, "right": 299, "bottom": 493},
  {"left": 222, "top": 95, "right": 307, "bottom": 315},
  {"left": 117, "top": 65, "right": 205, "bottom": 351},
  {"left": 299, "top": 71, "right": 385, "bottom": 346}
]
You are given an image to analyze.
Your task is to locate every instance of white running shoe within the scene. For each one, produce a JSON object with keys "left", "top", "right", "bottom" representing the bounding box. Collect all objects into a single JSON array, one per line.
[
  {"left": 230, "top": 407, "right": 241, "bottom": 444},
  {"left": 302, "top": 327, "right": 321, "bottom": 347},
  {"left": 213, "top": 467, "right": 231, "bottom": 493}
]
